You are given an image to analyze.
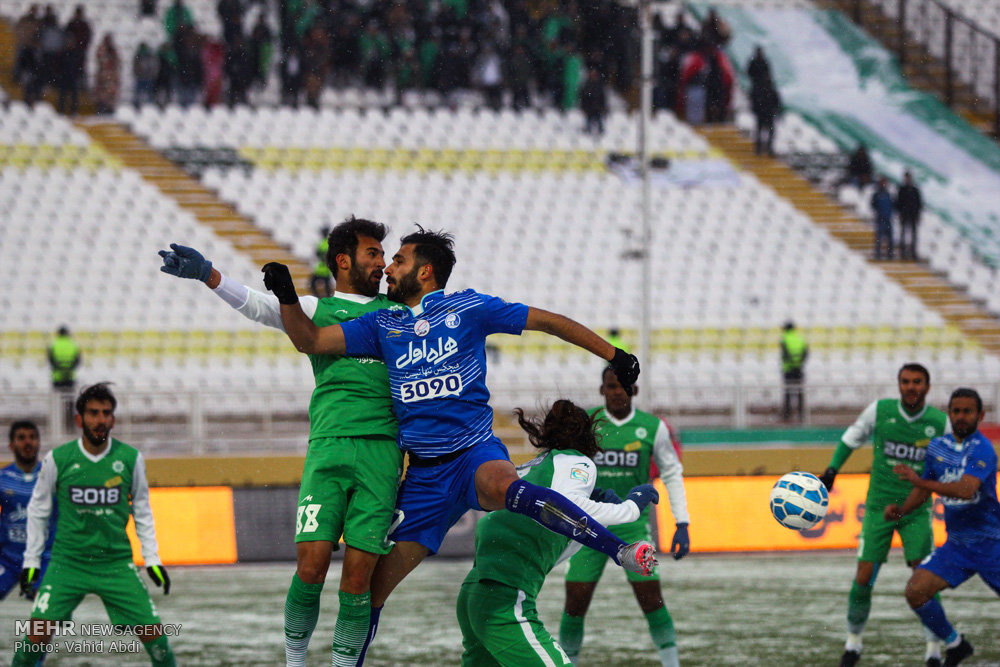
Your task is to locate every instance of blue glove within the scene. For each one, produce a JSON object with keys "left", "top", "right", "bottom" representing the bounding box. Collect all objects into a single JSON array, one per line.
[
  {"left": 590, "top": 487, "right": 623, "bottom": 504},
  {"left": 159, "top": 243, "right": 213, "bottom": 282},
  {"left": 670, "top": 523, "right": 690, "bottom": 560},
  {"left": 624, "top": 484, "right": 659, "bottom": 512}
]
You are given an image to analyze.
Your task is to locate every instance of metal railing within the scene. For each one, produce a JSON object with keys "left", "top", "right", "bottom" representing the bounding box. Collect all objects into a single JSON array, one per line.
[
  {"left": 6, "top": 381, "right": 999, "bottom": 456},
  {"left": 845, "top": 0, "right": 1000, "bottom": 136}
]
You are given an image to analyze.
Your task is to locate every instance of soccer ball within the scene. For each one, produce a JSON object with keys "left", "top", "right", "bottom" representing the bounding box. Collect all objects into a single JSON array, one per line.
[{"left": 769, "top": 472, "right": 829, "bottom": 530}]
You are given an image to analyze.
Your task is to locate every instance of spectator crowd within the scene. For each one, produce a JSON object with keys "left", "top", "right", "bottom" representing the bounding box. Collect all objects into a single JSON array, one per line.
[{"left": 10, "top": 0, "right": 736, "bottom": 122}]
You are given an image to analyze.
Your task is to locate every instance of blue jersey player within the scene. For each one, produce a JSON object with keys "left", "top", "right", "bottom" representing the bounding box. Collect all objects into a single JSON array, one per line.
[
  {"left": 885, "top": 387, "right": 1000, "bottom": 667},
  {"left": 1, "top": 421, "right": 54, "bottom": 600},
  {"left": 264, "top": 226, "right": 657, "bottom": 658}
]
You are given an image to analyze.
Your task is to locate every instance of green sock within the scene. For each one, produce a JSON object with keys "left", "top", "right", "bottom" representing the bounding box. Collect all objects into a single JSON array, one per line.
[
  {"left": 559, "top": 613, "right": 584, "bottom": 661},
  {"left": 646, "top": 606, "right": 679, "bottom": 667},
  {"left": 847, "top": 580, "right": 873, "bottom": 634},
  {"left": 285, "top": 573, "right": 324, "bottom": 667},
  {"left": 143, "top": 634, "right": 175, "bottom": 666},
  {"left": 11, "top": 635, "right": 45, "bottom": 667},
  {"left": 331, "top": 590, "right": 371, "bottom": 666},
  {"left": 646, "top": 605, "right": 676, "bottom": 648}
]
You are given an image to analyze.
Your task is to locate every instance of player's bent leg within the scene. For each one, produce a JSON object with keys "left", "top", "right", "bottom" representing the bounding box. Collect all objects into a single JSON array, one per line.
[
  {"left": 476, "top": 460, "right": 645, "bottom": 568},
  {"left": 96, "top": 563, "right": 174, "bottom": 667},
  {"left": 631, "top": 581, "right": 678, "bottom": 667},
  {"left": 457, "top": 582, "right": 503, "bottom": 667},
  {"left": 358, "top": 541, "right": 431, "bottom": 664},
  {"left": 842, "top": 560, "right": 881, "bottom": 664},
  {"left": 330, "top": 547, "right": 382, "bottom": 667},
  {"left": 560, "top": 581, "right": 598, "bottom": 662},
  {"left": 563, "top": 581, "right": 598, "bottom": 618},
  {"left": 369, "top": 541, "right": 429, "bottom": 608},
  {"left": 296, "top": 540, "right": 335, "bottom": 584},
  {"left": 286, "top": 541, "right": 335, "bottom": 667},
  {"left": 474, "top": 583, "right": 572, "bottom": 667},
  {"left": 906, "top": 567, "right": 950, "bottom": 610},
  {"left": 138, "top": 630, "right": 175, "bottom": 667}
]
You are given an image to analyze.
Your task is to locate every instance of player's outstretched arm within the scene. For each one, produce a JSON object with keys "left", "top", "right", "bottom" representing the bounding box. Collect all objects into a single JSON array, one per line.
[
  {"left": 884, "top": 485, "right": 932, "bottom": 521},
  {"left": 524, "top": 307, "right": 614, "bottom": 359},
  {"left": 263, "top": 262, "right": 347, "bottom": 354},
  {"left": 524, "top": 307, "right": 639, "bottom": 389},
  {"left": 893, "top": 463, "right": 981, "bottom": 501},
  {"left": 158, "top": 243, "right": 215, "bottom": 283},
  {"left": 160, "top": 244, "right": 321, "bottom": 330}
]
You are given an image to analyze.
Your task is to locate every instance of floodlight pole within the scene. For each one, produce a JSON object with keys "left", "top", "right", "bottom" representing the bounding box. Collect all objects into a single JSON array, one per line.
[{"left": 638, "top": 0, "right": 654, "bottom": 409}]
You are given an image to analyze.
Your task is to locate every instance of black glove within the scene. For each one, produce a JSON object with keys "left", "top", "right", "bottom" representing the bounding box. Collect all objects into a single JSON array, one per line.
[
  {"left": 147, "top": 565, "right": 171, "bottom": 595},
  {"left": 819, "top": 466, "right": 837, "bottom": 492},
  {"left": 19, "top": 567, "right": 39, "bottom": 600},
  {"left": 610, "top": 348, "right": 640, "bottom": 395},
  {"left": 262, "top": 262, "right": 298, "bottom": 305}
]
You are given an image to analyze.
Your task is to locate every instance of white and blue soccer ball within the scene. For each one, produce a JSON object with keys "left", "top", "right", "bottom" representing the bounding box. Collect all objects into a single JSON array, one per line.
[{"left": 769, "top": 471, "right": 829, "bottom": 530}]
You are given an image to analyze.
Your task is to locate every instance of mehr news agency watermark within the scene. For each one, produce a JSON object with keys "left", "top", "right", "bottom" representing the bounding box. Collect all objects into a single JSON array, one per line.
[{"left": 13, "top": 620, "right": 183, "bottom": 656}]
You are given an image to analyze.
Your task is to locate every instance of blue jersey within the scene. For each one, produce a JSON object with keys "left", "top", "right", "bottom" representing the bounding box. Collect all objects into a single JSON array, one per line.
[
  {"left": 0, "top": 462, "right": 54, "bottom": 564},
  {"left": 341, "top": 289, "right": 529, "bottom": 457},
  {"left": 923, "top": 431, "right": 1000, "bottom": 545}
]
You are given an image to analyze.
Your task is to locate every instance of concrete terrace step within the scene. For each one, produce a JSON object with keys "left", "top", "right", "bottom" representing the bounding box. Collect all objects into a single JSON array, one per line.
[
  {"left": 695, "top": 123, "right": 1000, "bottom": 355},
  {"left": 76, "top": 119, "right": 314, "bottom": 291}
]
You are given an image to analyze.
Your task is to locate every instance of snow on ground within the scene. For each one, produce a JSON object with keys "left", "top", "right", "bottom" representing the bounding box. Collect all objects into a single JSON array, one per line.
[{"left": 0, "top": 553, "right": 996, "bottom": 665}]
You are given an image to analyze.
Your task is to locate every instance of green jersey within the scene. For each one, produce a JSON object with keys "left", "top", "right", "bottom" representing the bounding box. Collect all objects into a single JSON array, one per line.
[
  {"left": 227, "top": 284, "right": 404, "bottom": 441},
  {"left": 24, "top": 438, "right": 160, "bottom": 568},
  {"left": 590, "top": 407, "right": 690, "bottom": 526},
  {"left": 842, "top": 398, "right": 950, "bottom": 505},
  {"left": 307, "top": 294, "right": 402, "bottom": 441},
  {"left": 464, "top": 449, "right": 638, "bottom": 597}
]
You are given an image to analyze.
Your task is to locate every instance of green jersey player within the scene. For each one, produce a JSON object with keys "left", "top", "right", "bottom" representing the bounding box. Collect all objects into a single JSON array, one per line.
[
  {"left": 158, "top": 217, "right": 404, "bottom": 666},
  {"left": 457, "top": 400, "right": 659, "bottom": 666},
  {"left": 819, "top": 363, "right": 950, "bottom": 667},
  {"left": 12, "top": 384, "right": 175, "bottom": 667},
  {"left": 559, "top": 367, "right": 691, "bottom": 667}
]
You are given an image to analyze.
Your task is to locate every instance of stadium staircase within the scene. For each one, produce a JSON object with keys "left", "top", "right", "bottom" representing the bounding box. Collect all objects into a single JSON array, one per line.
[
  {"left": 697, "top": 124, "right": 1000, "bottom": 353},
  {"left": 75, "top": 119, "right": 312, "bottom": 286},
  {"left": 815, "top": 0, "right": 998, "bottom": 137}
]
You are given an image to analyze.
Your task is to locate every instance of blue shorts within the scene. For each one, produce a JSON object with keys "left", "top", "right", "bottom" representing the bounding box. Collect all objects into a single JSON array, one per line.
[
  {"left": 919, "top": 538, "right": 1000, "bottom": 595},
  {"left": 390, "top": 439, "right": 510, "bottom": 554},
  {"left": 0, "top": 552, "right": 48, "bottom": 600}
]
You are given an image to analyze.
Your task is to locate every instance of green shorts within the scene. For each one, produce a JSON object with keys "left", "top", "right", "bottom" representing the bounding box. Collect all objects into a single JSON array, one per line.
[
  {"left": 31, "top": 559, "right": 161, "bottom": 626},
  {"left": 858, "top": 499, "right": 933, "bottom": 564},
  {"left": 565, "top": 519, "right": 658, "bottom": 583},
  {"left": 296, "top": 435, "right": 403, "bottom": 554},
  {"left": 456, "top": 579, "right": 572, "bottom": 667}
]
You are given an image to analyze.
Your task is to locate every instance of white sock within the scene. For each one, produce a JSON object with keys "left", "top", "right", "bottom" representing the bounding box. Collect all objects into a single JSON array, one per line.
[
  {"left": 845, "top": 633, "right": 863, "bottom": 652},
  {"left": 284, "top": 636, "right": 309, "bottom": 667},
  {"left": 925, "top": 639, "right": 942, "bottom": 659},
  {"left": 659, "top": 645, "right": 680, "bottom": 667}
]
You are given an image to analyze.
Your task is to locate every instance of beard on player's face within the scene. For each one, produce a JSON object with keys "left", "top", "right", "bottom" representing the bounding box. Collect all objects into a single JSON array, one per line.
[
  {"left": 387, "top": 265, "right": 421, "bottom": 303},
  {"left": 348, "top": 260, "right": 382, "bottom": 298},
  {"left": 11, "top": 434, "right": 39, "bottom": 466},
  {"left": 82, "top": 422, "right": 110, "bottom": 447}
]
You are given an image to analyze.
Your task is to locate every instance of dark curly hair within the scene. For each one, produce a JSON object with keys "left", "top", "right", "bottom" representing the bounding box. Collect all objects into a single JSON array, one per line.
[
  {"left": 514, "top": 399, "right": 601, "bottom": 459},
  {"left": 75, "top": 383, "right": 117, "bottom": 415},
  {"left": 400, "top": 225, "right": 456, "bottom": 288},
  {"left": 326, "top": 216, "right": 388, "bottom": 279}
]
